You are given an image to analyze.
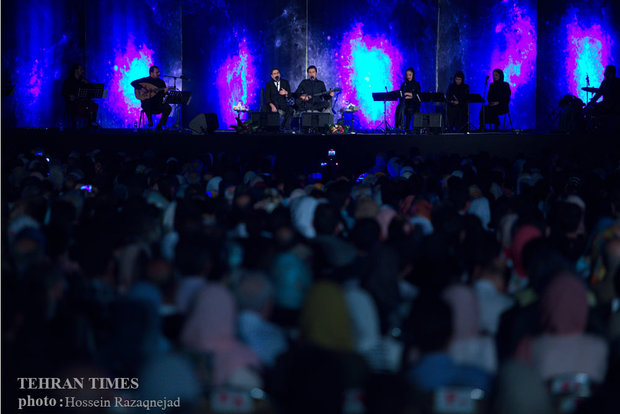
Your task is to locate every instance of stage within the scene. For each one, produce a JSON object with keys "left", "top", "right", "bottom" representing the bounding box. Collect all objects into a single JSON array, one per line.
[{"left": 2, "top": 127, "right": 617, "bottom": 175}]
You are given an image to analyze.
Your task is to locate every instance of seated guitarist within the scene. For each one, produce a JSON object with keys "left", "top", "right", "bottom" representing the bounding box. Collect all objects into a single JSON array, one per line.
[
  {"left": 295, "top": 65, "right": 334, "bottom": 114},
  {"left": 131, "top": 66, "right": 172, "bottom": 130}
]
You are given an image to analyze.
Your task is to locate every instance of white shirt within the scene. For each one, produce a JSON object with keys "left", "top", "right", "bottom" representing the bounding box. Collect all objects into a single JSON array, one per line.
[{"left": 473, "top": 279, "right": 514, "bottom": 335}]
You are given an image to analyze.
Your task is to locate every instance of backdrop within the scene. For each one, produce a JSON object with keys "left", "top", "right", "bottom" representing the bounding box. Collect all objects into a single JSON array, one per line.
[{"left": 2, "top": 0, "right": 619, "bottom": 130}]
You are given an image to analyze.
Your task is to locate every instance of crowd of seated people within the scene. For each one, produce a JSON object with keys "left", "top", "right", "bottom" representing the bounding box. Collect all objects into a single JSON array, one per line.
[{"left": 2, "top": 145, "right": 620, "bottom": 413}]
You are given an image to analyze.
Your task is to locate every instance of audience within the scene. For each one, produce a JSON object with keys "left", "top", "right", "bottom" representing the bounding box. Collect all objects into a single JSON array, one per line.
[{"left": 2, "top": 145, "right": 619, "bottom": 413}]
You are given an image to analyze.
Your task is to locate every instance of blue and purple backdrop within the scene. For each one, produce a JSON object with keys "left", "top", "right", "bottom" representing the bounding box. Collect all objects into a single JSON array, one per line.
[{"left": 2, "top": 0, "right": 619, "bottom": 130}]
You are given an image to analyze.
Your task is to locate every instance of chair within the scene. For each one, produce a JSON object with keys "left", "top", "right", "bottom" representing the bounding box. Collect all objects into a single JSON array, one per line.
[
  {"left": 501, "top": 111, "right": 513, "bottom": 130},
  {"left": 138, "top": 109, "right": 161, "bottom": 129}
]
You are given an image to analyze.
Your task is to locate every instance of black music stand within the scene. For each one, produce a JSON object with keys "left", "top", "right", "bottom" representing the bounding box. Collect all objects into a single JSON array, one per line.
[
  {"left": 465, "top": 93, "right": 484, "bottom": 132},
  {"left": 78, "top": 83, "right": 107, "bottom": 99},
  {"left": 372, "top": 90, "right": 401, "bottom": 134},
  {"left": 164, "top": 90, "right": 192, "bottom": 132}
]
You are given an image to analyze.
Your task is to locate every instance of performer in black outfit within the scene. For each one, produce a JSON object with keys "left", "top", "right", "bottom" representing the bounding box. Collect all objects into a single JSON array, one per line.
[
  {"left": 446, "top": 71, "right": 469, "bottom": 132},
  {"left": 61, "top": 63, "right": 99, "bottom": 128},
  {"left": 395, "top": 68, "right": 421, "bottom": 131},
  {"left": 585, "top": 65, "right": 620, "bottom": 116},
  {"left": 264, "top": 68, "right": 293, "bottom": 130},
  {"left": 295, "top": 65, "right": 334, "bottom": 112},
  {"left": 479, "top": 68, "right": 511, "bottom": 131},
  {"left": 130, "top": 66, "right": 171, "bottom": 130}
]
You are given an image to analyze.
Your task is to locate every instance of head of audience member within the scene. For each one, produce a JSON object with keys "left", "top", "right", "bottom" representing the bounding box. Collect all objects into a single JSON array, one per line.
[
  {"left": 442, "top": 284, "right": 480, "bottom": 340},
  {"left": 540, "top": 272, "right": 588, "bottom": 335},
  {"left": 313, "top": 203, "right": 341, "bottom": 236},
  {"left": 493, "top": 360, "right": 553, "bottom": 414},
  {"left": 471, "top": 233, "right": 507, "bottom": 291},
  {"left": 235, "top": 272, "right": 275, "bottom": 320},
  {"left": 300, "top": 281, "right": 353, "bottom": 352},
  {"left": 406, "top": 295, "right": 453, "bottom": 355},
  {"left": 509, "top": 224, "right": 543, "bottom": 278},
  {"left": 350, "top": 218, "right": 380, "bottom": 254}
]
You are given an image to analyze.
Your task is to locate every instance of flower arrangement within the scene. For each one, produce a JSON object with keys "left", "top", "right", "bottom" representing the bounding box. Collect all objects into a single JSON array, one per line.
[{"left": 329, "top": 119, "right": 349, "bottom": 134}]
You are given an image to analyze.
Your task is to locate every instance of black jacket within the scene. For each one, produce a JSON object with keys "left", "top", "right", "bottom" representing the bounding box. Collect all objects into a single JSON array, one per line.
[
  {"left": 295, "top": 78, "right": 331, "bottom": 110},
  {"left": 487, "top": 81, "right": 511, "bottom": 114},
  {"left": 264, "top": 78, "right": 292, "bottom": 110},
  {"left": 447, "top": 82, "right": 470, "bottom": 108}
]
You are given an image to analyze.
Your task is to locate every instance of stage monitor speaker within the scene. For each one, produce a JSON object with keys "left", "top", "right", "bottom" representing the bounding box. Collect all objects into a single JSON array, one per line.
[
  {"left": 301, "top": 112, "right": 331, "bottom": 129},
  {"left": 189, "top": 113, "right": 219, "bottom": 135},
  {"left": 251, "top": 112, "right": 280, "bottom": 131},
  {"left": 413, "top": 113, "right": 442, "bottom": 128}
]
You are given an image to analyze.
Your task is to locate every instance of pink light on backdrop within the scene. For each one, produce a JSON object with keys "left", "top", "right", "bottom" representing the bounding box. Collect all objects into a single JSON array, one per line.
[
  {"left": 336, "top": 23, "right": 404, "bottom": 130},
  {"left": 565, "top": 13, "right": 614, "bottom": 103}
]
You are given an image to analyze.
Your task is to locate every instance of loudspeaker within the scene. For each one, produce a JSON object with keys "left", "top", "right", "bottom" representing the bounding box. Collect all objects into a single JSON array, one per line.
[
  {"left": 189, "top": 113, "right": 219, "bottom": 135},
  {"left": 301, "top": 112, "right": 331, "bottom": 129},
  {"left": 251, "top": 112, "right": 280, "bottom": 131},
  {"left": 413, "top": 113, "right": 442, "bottom": 128}
]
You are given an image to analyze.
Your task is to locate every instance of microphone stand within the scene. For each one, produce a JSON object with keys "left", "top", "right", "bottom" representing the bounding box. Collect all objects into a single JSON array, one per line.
[
  {"left": 481, "top": 76, "right": 489, "bottom": 131},
  {"left": 162, "top": 74, "right": 188, "bottom": 132}
]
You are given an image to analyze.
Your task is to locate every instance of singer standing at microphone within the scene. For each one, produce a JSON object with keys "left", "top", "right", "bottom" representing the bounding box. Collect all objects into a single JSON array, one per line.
[
  {"left": 446, "top": 71, "right": 469, "bottom": 132},
  {"left": 479, "top": 68, "right": 510, "bottom": 131},
  {"left": 295, "top": 65, "right": 334, "bottom": 117},
  {"left": 264, "top": 68, "right": 294, "bottom": 131},
  {"left": 395, "top": 67, "right": 421, "bottom": 131}
]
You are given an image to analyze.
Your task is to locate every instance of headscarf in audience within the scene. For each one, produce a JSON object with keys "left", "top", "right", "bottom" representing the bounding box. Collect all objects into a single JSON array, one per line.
[
  {"left": 300, "top": 281, "right": 354, "bottom": 352},
  {"left": 181, "top": 284, "right": 259, "bottom": 385},
  {"left": 509, "top": 225, "right": 543, "bottom": 278}
]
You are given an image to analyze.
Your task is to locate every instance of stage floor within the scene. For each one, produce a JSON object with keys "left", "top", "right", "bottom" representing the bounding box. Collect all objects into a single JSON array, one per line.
[{"left": 2, "top": 127, "right": 617, "bottom": 174}]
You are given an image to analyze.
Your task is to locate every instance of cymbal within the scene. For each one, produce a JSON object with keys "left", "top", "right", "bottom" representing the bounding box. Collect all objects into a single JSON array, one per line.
[{"left": 581, "top": 87, "right": 599, "bottom": 93}]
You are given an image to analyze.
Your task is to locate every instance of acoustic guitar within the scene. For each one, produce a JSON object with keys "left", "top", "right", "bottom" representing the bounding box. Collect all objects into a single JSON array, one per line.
[{"left": 134, "top": 83, "right": 174, "bottom": 101}]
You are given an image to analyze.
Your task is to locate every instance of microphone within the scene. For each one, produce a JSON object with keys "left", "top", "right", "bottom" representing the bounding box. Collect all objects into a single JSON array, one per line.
[
  {"left": 485, "top": 75, "right": 489, "bottom": 81},
  {"left": 586, "top": 74, "right": 590, "bottom": 86},
  {"left": 310, "top": 76, "right": 315, "bottom": 81},
  {"left": 275, "top": 75, "right": 280, "bottom": 81}
]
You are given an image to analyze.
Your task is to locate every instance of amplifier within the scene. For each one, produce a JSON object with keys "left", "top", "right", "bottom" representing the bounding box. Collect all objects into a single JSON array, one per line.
[
  {"left": 301, "top": 112, "right": 331, "bottom": 129},
  {"left": 251, "top": 112, "right": 280, "bottom": 130},
  {"left": 413, "top": 113, "right": 442, "bottom": 128}
]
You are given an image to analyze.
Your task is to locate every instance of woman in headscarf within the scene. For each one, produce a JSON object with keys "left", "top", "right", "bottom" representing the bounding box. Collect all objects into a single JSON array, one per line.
[
  {"left": 442, "top": 284, "right": 497, "bottom": 373},
  {"left": 479, "top": 68, "right": 511, "bottom": 131},
  {"left": 180, "top": 284, "right": 260, "bottom": 387},
  {"left": 516, "top": 272, "right": 609, "bottom": 382},
  {"left": 507, "top": 224, "right": 543, "bottom": 293},
  {"left": 270, "top": 281, "right": 368, "bottom": 414},
  {"left": 395, "top": 68, "right": 421, "bottom": 131},
  {"left": 446, "top": 71, "right": 470, "bottom": 132}
]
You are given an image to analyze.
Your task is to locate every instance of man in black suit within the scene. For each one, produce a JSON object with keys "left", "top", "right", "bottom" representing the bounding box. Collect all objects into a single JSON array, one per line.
[
  {"left": 295, "top": 66, "right": 334, "bottom": 113},
  {"left": 264, "top": 68, "right": 294, "bottom": 130}
]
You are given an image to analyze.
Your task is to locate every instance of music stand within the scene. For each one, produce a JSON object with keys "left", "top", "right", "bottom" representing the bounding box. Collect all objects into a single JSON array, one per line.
[
  {"left": 164, "top": 90, "right": 192, "bottom": 132},
  {"left": 465, "top": 93, "right": 484, "bottom": 132},
  {"left": 372, "top": 90, "right": 401, "bottom": 134},
  {"left": 78, "top": 83, "right": 107, "bottom": 99}
]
